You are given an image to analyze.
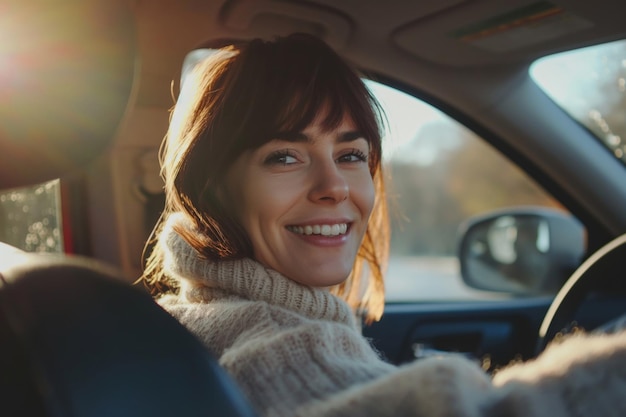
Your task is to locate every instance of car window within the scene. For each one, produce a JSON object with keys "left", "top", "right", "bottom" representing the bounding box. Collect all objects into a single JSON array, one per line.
[
  {"left": 0, "top": 179, "right": 64, "bottom": 253},
  {"left": 531, "top": 39, "right": 626, "bottom": 165},
  {"left": 366, "top": 81, "right": 574, "bottom": 302}
]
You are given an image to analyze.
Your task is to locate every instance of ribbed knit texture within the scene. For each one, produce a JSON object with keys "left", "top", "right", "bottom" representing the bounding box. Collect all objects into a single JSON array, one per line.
[{"left": 159, "top": 213, "right": 626, "bottom": 417}]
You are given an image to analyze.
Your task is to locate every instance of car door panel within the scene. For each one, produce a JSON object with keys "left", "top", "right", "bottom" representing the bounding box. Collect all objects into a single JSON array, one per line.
[{"left": 364, "top": 296, "right": 626, "bottom": 369}]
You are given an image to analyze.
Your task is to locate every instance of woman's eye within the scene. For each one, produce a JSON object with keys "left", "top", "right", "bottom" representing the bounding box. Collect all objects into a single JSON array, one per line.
[
  {"left": 265, "top": 150, "right": 298, "bottom": 165},
  {"left": 338, "top": 149, "right": 368, "bottom": 163}
]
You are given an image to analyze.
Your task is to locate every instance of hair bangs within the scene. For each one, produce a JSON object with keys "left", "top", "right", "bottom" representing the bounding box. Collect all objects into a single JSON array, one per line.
[{"left": 228, "top": 35, "right": 381, "bottom": 157}]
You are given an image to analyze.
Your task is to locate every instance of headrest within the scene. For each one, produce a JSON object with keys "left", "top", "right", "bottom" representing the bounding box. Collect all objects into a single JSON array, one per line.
[{"left": 0, "top": 0, "right": 136, "bottom": 188}]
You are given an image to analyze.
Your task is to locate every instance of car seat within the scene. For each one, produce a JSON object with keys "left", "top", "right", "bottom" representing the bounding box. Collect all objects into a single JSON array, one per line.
[{"left": 0, "top": 244, "right": 258, "bottom": 417}]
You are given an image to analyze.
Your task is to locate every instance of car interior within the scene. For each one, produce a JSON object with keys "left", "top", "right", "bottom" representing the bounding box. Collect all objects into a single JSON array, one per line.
[{"left": 1, "top": 0, "right": 626, "bottom": 415}]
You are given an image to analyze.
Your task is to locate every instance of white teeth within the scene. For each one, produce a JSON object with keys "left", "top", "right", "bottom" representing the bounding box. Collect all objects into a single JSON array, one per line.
[{"left": 288, "top": 223, "right": 348, "bottom": 236}]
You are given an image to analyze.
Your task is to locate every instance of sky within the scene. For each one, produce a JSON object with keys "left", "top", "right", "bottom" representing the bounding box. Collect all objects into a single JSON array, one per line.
[{"left": 364, "top": 80, "right": 449, "bottom": 163}]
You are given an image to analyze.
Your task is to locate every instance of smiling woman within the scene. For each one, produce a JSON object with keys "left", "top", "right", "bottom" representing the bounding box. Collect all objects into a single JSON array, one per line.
[
  {"left": 140, "top": 33, "right": 626, "bottom": 417},
  {"left": 143, "top": 33, "right": 389, "bottom": 322}
]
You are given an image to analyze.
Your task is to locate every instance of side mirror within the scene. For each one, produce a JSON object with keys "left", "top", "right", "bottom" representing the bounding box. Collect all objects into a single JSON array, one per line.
[{"left": 458, "top": 208, "right": 586, "bottom": 295}]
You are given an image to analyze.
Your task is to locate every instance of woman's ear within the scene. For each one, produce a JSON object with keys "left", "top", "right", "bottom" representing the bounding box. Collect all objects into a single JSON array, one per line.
[
  {"left": 212, "top": 181, "right": 238, "bottom": 221},
  {"left": 214, "top": 185, "right": 226, "bottom": 206},
  {"left": 214, "top": 158, "right": 243, "bottom": 214}
]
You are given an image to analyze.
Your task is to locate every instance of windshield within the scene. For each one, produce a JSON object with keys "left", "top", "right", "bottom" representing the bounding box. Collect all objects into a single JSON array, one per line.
[{"left": 531, "top": 39, "right": 626, "bottom": 166}]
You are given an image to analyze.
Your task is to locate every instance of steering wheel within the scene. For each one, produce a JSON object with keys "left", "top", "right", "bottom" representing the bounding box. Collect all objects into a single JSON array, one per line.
[{"left": 536, "top": 233, "right": 626, "bottom": 354}]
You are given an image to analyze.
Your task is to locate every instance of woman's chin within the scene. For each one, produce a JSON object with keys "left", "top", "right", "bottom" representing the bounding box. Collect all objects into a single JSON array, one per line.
[{"left": 286, "top": 267, "right": 351, "bottom": 289}]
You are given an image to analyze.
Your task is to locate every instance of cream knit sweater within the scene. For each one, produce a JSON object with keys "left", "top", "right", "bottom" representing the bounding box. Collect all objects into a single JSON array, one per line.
[{"left": 158, "top": 214, "right": 626, "bottom": 417}]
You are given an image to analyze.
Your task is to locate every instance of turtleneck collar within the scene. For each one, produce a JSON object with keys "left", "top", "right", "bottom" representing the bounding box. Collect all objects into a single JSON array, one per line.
[{"left": 160, "top": 213, "right": 356, "bottom": 327}]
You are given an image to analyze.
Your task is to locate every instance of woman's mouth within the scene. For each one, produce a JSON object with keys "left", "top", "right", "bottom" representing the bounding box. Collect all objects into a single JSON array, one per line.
[{"left": 286, "top": 223, "right": 349, "bottom": 236}]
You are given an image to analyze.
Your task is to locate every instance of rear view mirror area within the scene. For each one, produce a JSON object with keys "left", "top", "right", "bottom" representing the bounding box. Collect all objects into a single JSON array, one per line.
[{"left": 458, "top": 208, "right": 586, "bottom": 295}]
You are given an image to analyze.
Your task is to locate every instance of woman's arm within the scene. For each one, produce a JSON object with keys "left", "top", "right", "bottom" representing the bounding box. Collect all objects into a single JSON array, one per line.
[{"left": 297, "top": 331, "right": 626, "bottom": 417}]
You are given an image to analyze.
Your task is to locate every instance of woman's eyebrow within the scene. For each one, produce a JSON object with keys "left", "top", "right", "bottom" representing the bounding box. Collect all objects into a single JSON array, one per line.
[
  {"left": 338, "top": 131, "right": 365, "bottom": 143},
  {"left": 271, "top": 130, "right": 365, "bottom": 143}
]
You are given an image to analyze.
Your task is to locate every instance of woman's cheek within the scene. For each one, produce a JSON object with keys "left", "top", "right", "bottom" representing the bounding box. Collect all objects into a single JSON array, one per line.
[{"left": 357, "top": 175, "right": 376, "bottom": 219}]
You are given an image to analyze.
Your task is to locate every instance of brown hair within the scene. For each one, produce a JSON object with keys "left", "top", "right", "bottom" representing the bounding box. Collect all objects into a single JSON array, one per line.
[{"left": 141, "top": 33, "right": 389, "bottom": 322}]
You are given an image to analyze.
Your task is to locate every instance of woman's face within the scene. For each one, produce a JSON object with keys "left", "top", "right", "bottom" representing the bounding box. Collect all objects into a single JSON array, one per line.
[{"left": 223, "top": 112, "right": 375, "bottom": 287}]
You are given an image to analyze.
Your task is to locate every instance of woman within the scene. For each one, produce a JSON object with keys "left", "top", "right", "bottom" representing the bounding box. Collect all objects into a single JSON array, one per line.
[{"left": 142, "top": 33, "right": 626, "bottom": 417}]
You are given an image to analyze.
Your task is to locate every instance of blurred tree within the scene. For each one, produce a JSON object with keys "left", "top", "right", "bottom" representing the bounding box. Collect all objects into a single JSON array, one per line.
[
  {"left": 0, "top": 180, "right": 62, "bottom": 252},
  {"left": 584, "top": 42, "right": 626, "bottom": 162}
]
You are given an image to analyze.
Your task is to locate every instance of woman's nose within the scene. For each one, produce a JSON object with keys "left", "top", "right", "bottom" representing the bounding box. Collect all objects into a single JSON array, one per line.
[{"left": 308, "top": 162, "right": 349, "bottom": 204}]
